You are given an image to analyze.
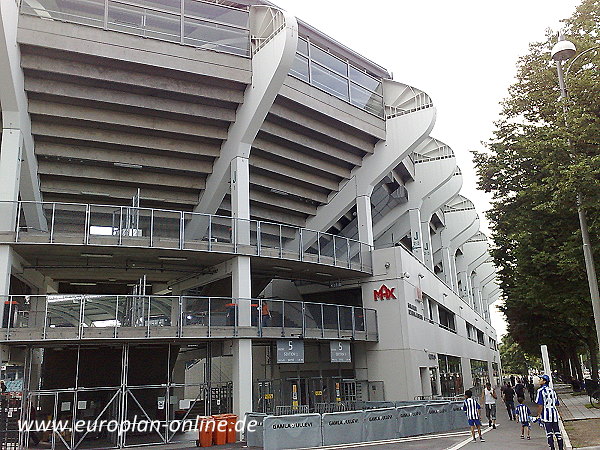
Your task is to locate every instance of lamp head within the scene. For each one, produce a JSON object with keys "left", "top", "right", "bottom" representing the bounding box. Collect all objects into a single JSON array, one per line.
[{"left": 551, "top": 32, "right": 576, "bottom": 62}]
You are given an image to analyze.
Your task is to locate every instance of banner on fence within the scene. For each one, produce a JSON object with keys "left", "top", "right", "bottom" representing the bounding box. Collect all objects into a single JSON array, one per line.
[
  {"left": 263, "top": 413, "right": 322, "bottom": 450},
  {"left": 397, "top": 404, "right": 426, "bottom": 437},
  {"left": 363, "top": 408, "right": 397, "bottom": 442},
  {"left": 322, "top": 410, "right": 364, "bottom": 446},
  {"left": 245, "top": 413, "right": 267, "bottom": 448}
]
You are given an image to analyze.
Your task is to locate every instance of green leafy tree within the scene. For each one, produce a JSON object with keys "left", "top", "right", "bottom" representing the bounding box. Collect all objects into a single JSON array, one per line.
[
  {"left": 474, "top": 0, "right": 600, "bottom": 379},
  {"left": 499, "top": 335, "right": 542, "bottom": 375}
]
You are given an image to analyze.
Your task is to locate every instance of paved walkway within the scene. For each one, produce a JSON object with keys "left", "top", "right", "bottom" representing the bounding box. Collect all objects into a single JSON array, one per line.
[{"left": 556, "top": 385, "right": 600, "bottom": 421}]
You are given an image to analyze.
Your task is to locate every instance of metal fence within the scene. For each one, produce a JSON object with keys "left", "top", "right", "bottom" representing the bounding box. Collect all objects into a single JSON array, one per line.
[
  {"left": 20, "top": 0, "right": 250, "bottom": 57},
  {"left": 4, "top": 201, "right": 373, "bottom": 273},
  {"left": 0, "top": 295, "right": 378, "bottom": 342}
]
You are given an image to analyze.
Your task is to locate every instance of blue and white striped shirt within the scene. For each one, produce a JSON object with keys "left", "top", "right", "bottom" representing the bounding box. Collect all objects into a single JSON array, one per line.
[
  {"left": 515, "top": 403, "right": 531, "bottom": 422},
  {"left": 535, "top": 385, "right": 560, "bottom": 423},
  {"left": 463, "top": 398, "right": 481, "bottom": 420}
]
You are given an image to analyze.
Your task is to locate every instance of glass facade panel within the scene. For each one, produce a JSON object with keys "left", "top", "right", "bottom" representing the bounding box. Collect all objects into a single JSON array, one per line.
[
  {"left": 145, "top": 8, "right": 181, "bottom": 43},
  {"left": 290, "top": 54, "right": 310, "bottom": 82},
  {"left": 22, "top": 0, "right": 105, "bottom": 27},
  {"left": 470, "top": 359, "right": 489, "bottom": 394},
  {"left": 310, "top": 63, "right": 349, "bottom": 101},
  {"left": 184, "top": 17, "right": 249, "bottom": 56},
  {"left": 310, "top": 44, "right": 348, "bottom": 76},
  {"left": 127, "top": 0, "right": 181, "bottom": 13},
  {"left": 438, "top": 354, "right": 463, "bottom": 398},
  {"left": 350, "top": 83, "right": 384, "bottom": 116},
  {"left": 21, "top": 0, "right": 250, "bottom": 57},
  {"left": 297, "top": 37, "right": 309, "bottom": 56},
  {"left": 349, "top": 66, "right": 382, "bottom": 94},
  {"left": 184, "top": 0, "right": 248, "bottom": 28},
  {"left": 108, "top": 2, "right": 145, "bottom": 35}
]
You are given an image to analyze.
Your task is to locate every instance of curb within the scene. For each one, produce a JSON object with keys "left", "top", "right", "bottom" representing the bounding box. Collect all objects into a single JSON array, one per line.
[{"left": 560, "top": 418, "right": 573, "bottom": 450}]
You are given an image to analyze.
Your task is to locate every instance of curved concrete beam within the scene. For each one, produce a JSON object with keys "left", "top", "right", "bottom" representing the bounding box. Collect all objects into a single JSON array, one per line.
[
  {"left": 374, "top": 137, "right": 457, "bottom": 260},
  {"left": 187, "top": 6, "right": 298, "bottom": 237}
]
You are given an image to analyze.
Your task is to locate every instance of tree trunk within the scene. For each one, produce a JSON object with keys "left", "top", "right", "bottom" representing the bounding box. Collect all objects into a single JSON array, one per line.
[
  {"left": 574, "top": 354, "right": 584, "bottom": 380},
  {"left": 589, "top": 341, "right": 599, "bottom": 381}
]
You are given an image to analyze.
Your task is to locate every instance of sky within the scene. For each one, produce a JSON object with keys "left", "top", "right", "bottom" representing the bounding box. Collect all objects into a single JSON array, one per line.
[{"left": 272, "top": 0, "right": 581, "bottom": 338}]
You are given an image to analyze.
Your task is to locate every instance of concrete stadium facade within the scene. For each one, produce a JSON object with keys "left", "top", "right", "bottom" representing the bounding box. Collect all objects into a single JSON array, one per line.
[{"left": 0, "top": 0, "right": 500, "bottom": 447}]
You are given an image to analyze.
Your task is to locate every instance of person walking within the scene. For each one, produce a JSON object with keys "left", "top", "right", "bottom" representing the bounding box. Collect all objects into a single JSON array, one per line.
[
  {"left": 515, "top": 397, "right": 532, "bottom": 440},
  {"left": 536, "top": 375, "right": 564, "bottom": 450},
  {"left": 503, "top": 382, "right": 516, "bottom": 421},
  {"left": 463, "top": 389, "right": 485, "bottom": 442},
  {"left": 481, "top": 382, "right": 497, "bottom": 428},
  {"left": 515, "top": 378, "right": 525, "bottom": 399},
  {"left": 528, "top": 378, "right": 536, "bottom": 402}
]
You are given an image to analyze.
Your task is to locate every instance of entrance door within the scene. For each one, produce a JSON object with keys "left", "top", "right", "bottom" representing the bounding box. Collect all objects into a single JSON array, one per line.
[
  {"left": 429, "top": 367, "right": 439, "bottom": 396},
  {"left": 419, "top": 367, "right": 432, "bottom": 398}
]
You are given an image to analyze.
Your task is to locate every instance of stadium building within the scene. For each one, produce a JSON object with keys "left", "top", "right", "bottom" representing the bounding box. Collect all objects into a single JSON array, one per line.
[{"left": 0, "top": 0, "right": 501, "bottom": 447}]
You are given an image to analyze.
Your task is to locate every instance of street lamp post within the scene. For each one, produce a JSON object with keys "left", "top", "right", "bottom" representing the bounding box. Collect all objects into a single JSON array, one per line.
[{"left": 551, "top": 32, "right": 600, "bottom": 353}]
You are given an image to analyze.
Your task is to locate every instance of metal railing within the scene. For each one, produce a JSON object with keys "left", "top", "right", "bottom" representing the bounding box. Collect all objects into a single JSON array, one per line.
[
  {"left": 4, "top": 201, "right": 373, "bottom": 273},
  {"left": 20, "top": 0, "right": 250, "bottom": 57},
  {"left": 0, "top": 295, "right": 378, "bottom": 342}
]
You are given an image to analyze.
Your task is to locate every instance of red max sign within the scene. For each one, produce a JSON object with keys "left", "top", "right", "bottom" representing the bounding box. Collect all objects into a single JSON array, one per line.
[{"left": 374, "top": 284, "right": 396, "bottom": 301}]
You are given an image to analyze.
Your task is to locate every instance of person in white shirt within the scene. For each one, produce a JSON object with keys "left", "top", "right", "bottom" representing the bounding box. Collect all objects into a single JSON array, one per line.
[{"left": 481, "top": 382, "right": 497, "bottom": 429}]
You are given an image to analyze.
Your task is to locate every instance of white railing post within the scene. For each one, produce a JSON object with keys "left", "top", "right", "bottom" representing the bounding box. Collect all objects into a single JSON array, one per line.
[
  {"left": 179, "top": 211, "right": 184, "bottom": 250},
  {"left": 114, "top": 295, "right": 119, "bottom": 338},
  {"left": 50, "top": 203, "right": 56, "bottom": 243},
  {"left": 84, "top": 204, "right": 91, "bottom": 245},
  {"left": 279, "top": 224, "right": 283, "bottom": 258},
  {"left": 317, "top": 231, "right": 321, "bottom": 263},
  {"left": 208, "top": 215, "right": 213, "bottom": 252},
  {"left": 346, "top": 238, "right": 351, "bottom": 269},
  {"left": 150, "top": 209, "right": 154, "bottom": 247},
  {"left": 43, "top": 296, "right": 48, "bottom": 340},
  {"left": 257, "top": 221, "right": 262, "bottom": 256},
  {"left": 118, "top": 207, "right": 123, "bottom": 245},
  {"left": 332, "top": 235, "right": 337, "bottom": 266},
  {"left": 14, "top": 202, "right": 21, "bottom": 242}
]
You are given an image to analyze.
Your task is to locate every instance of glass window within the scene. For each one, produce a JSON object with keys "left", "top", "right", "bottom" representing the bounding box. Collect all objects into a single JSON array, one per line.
[
  {"left": 126, "top": 0, "right": 181, "bottom": 14},
  {"left": 438, "top": 354, "right": 463, "bottom": 397},
  {"left": 145, "top": 8, "right": 181, "bottom": 42},
  {"left": 310, "top": 44, "right": 348, "bottom": 76},
  {"left": 297, "top": 37, "right": 309, "bottom": 56},
  {"left": 290, "top": 54, "right": 309, "bottom": 82},
  {"left": 349, "top": 66, "right": 382, "bottom": 94},
  {"left": 470, "top": 359, "right": 489, "bottom": 393},
  {"left": 438, "top": 306, "right": 456, "bottom": 332},
  {"left": 184, "top": 0, "right": 248, "bottom": 28},
  {"left": 183, "top": 17, "right": 249, "bottom": 56},
  {"left": 310, "top": 63, "right": 349, "bottom": 101},
  {"left": 22, "top": 0, "right": 105, "bottom": 27},
  {"left": 350, "top": 83, "right": 384, "bottom": 117},
  {"left": 108, "top": 2, "right": 144, "bottom": 32}
]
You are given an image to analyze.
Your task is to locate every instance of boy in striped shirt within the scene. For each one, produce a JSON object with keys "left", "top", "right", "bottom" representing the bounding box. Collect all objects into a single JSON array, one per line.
[
  {"left": 515, "top": 397, "right": 531, "bottom": 439},
  {"left": 463, "top": 389, "right": 485, "bottom": 442},
  {"left": 536, "top": 375, "right": 563, "bottom": 450}
]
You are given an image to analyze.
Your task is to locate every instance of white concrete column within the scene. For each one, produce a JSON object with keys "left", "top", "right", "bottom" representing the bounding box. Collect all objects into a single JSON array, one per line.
[
  {"left": 462, "top": 356, "right": 473, "bottom": 390},
  {"left": 232, "top": 339, "right": 253, "bottom": 419},
  {"left": 232, "top": 257, "right": 251, "bottom": 326},
  {"left": 420, "top": 220, "right": 433, "bottom": 270},
  {"left": 356, "top": 195, "right": 374, "bottom": 247},
  {"left": 441, "top": 247, "right": 454, "bottom": 289},
  {"left": 457, "top": 271, "right": 468, "bottom": 301},
  {"left": 0, "top": 129, "right": 22, "bottom": 230},
  {"left": 409, "top": 208, "right": 424, "bottom": 261},
  {"left": 231, "top": 146, "right": 253, "bottom": 420},
  {"left": 450, "top": 251, "right": 459, "bottom": 292}
]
